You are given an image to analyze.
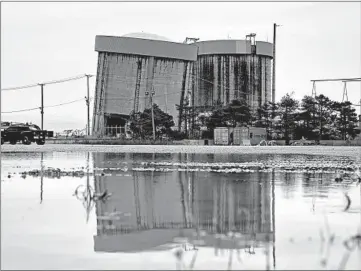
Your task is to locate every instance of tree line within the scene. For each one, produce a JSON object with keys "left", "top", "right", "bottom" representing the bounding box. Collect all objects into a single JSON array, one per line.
[{"left": 128, "top": 93, "right": 360, "bottom": 144}]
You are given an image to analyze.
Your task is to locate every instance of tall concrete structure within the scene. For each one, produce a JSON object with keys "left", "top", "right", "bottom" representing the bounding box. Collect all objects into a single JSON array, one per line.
[
  {"left": 195, "top": 40, "right": 273, "bottom": 110},
  {"left": 92, "top": 33, "right": 273, "bottom": 136}
]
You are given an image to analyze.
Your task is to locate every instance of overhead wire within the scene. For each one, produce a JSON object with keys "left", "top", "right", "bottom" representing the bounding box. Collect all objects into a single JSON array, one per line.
[
  {"left": 1, "top": 107, "right": 40, "bottom": 114},
  {"left": 99, "top": 71, "right": 267, "bottom": 100},
  {"left": 1, "top": 83, "right": 40, "bottom": 91},
  {"left": 40, "top": 74, "right": 87, "bottom": 86},
  {"left": 152, "top": 67, "right": 268, "bottom": 99},
  {"left": 45, "top": 97, "right": 93, "bottom": 108},
  {"left": 104, "top": 90, "right": 184, "bottom": 101},
  {"left": 1, "top": 97, "right": 93, "bottom": 114},
  {"left": 2, "top": 64, "right": 269, "bottom": 114},
  {"left": 1, "top": 74, "right": 92, "bottom": 91},
  {"left": 2, "top": 67, "right": 267, "bottom": 99}
]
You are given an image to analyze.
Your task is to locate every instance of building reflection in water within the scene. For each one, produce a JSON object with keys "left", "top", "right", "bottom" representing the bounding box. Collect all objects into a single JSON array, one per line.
[{"left": 92, "top": 152, "right": 275, "bottom": 262}]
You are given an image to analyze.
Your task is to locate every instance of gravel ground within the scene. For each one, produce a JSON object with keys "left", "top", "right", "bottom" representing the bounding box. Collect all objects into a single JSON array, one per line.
[{"left": 1, "top": 144, "right": 361, "bottom": 157}]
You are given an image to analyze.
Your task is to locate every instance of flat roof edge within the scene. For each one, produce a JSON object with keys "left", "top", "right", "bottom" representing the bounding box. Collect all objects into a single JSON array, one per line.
[{"left": 95, "top": 36, "right": 198, "bottom": 61}]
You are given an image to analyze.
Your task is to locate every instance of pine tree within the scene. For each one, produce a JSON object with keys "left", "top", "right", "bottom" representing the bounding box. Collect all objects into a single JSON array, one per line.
[
  {"left": 295, "top": 95, "right": 318, "bottom": 140},
  {"left": 314, "top": 94, "right": 333, "bottom": 140},
  {"left": 129, "top": 104, "right": 175, "bottom": 139},
  {"left": 332, "top": 101, "right": 359, "bottom": 140},
  {"left": 279, "top": 94, "right": 299, "bottom": 145}
]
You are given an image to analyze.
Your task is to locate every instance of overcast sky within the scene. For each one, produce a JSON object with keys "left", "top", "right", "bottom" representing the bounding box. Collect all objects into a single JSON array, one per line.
[{"left": 1, "top": 1, "right": 360, "bottom": 131}]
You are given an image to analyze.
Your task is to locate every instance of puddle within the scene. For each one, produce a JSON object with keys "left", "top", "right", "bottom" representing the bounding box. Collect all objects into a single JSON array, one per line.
[{"left": 1, "top": 151, "right": 360, "bottom": 270}]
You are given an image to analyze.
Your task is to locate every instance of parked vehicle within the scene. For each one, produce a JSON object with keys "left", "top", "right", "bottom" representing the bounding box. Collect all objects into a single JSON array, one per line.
[
  {"left": 1, "top": 122, "right": 12, "bottom": 134},
  {"left": 1, "top": 124, "right": 54, "bottom": 145}
]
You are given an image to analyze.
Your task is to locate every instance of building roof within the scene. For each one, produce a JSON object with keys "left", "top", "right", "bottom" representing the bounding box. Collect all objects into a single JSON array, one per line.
[
  {"left": 121, "top": 32, "right": 173, "bottom": 42},
  {"left": 95, "top": 35, "right": 198, "bottom": 61}
]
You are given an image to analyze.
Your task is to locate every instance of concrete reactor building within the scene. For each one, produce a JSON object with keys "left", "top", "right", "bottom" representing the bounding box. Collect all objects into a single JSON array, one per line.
[{"left": 92, "top": 32, "right": 273, "bottom": 136}]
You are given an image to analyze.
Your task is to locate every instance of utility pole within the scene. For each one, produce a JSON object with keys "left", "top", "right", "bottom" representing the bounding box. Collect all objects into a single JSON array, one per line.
[
  {"left": 342, "top": 81, "right": 348, "bottom": 102},
  {"left": 272, "top": 23, "right": 281, "bottom": 104},
  {"left": 39, "top": 83, "right": 44, "bottom": 130},
  {"left": 85, "top": 74, "right": 93, "bottom": 136},
  {"left": 318, "top": 101, "right": 322, "bottom": 142},
  {"left": 311, "top": 81, "right": 317, "bottom": 97}
]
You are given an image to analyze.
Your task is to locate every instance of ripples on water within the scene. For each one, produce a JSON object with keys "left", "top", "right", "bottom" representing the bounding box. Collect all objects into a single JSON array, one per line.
[{"left": 1, "top": 151, "right": 360, "bottom": 270}]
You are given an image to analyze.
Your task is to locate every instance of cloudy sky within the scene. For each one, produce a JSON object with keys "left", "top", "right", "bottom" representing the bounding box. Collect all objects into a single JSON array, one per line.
[{"left": 1, "top": 1, "right": 360, "bottom": 131}]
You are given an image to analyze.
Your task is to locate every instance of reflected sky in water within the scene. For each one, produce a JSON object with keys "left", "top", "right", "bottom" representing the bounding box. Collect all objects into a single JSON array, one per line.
[{"left": 1, "top": 152, "right": 360, "bottom": 270}]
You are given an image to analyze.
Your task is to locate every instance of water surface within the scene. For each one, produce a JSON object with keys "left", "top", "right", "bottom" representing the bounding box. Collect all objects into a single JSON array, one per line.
[{"left": 1, "top": 151, "right": 360, "bottom": 270}]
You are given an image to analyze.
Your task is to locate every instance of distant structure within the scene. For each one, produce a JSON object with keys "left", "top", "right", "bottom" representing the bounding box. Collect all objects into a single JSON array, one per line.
[{"left": 92, "top": 32, "right": 273, "bottom": 136}]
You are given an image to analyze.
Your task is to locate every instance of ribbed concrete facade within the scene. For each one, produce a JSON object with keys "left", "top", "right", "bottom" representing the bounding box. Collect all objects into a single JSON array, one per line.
[
  {"left": 92, "top": 33, "right": 273, "bottom": 136},
  {"left": 196, "top": 54, "right": 272, "bottom": 108}
]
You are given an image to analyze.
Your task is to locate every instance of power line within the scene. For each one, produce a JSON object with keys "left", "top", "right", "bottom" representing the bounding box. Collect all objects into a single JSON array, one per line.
[
  {"left": 1, "top": 83, "right": 40, "bottom": 91},
  {"left": 1, "top": 97, "right": 93, "bottom": 114},
  {"left": 2, "top": 67, "right": 269, "bottom": 115},
  {"left": 42, "top": 74, "right": 87, "bottom": 86},
  {"left": 1, "top": 74, "right": 93, "bottom": 91},
  {"left": 104, "top": 90, "right": 183, "bottom": 101},
  {"left": 46, "top": 97, "right": 93, "bottom": 108},
  {"left": 1, "top": 107, "right": 40, "bottom": 114},
  {"left": 101, "top": 73, "right": 263, "bottom": 101},
  {"left": 99, "top": 72, "right": 267, "bottom": 100},
  {"left": 2, "top": 68, "right": 268, "bottom": 98}
]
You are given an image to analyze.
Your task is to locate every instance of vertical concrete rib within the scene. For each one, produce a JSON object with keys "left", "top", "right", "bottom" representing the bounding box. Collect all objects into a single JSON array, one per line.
[{"left": 178, "top": 62, "right": 188, "bottom": 131}]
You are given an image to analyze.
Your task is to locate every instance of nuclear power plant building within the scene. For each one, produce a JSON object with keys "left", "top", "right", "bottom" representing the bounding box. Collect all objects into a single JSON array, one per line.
[{"left": 92, "top": 33, "right": 273, "bottom": 136}]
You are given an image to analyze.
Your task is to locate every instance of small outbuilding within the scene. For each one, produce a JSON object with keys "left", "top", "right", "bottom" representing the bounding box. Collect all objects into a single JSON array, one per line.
[{"left": 213, "top": 127, "right": 267, "bottom": 146}]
